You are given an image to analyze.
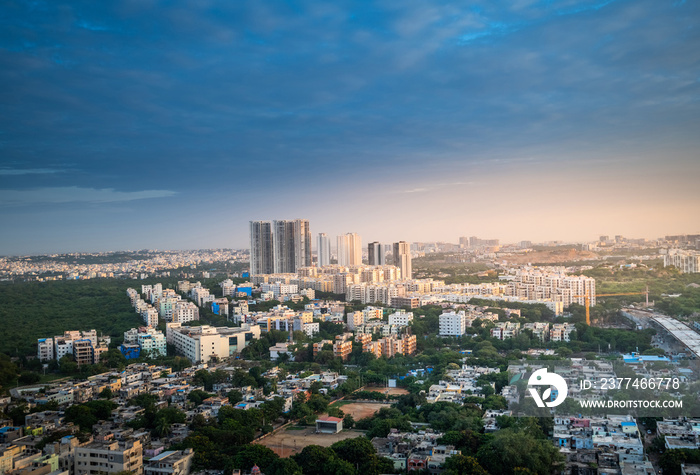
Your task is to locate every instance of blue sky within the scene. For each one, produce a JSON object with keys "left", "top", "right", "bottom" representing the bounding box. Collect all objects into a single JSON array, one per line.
[{"left": 1, "top": 0, "right": 699, "bottom": 255}]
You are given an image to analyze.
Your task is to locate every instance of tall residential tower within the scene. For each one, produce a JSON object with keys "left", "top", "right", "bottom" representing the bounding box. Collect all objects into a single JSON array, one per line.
[
  {"left": 337, "top": 233, "right": 362, "bottom": 266},
  {"left": 317, "top": 233, "right": 331, "bottom": 267},
  {"left": 368, "top": 241, "right": 385, "bottom": 266},
  {"left": 250, "top": 219, "right": 311, "bottom": 275},
  {"left": 393, "top": 241, "right": 412, "bottom": 280},
  {"left": 250, "top": 221, "right": 274, "bottom": 275}
]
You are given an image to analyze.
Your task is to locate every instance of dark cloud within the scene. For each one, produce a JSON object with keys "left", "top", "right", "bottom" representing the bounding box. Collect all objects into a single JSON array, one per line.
[{"left": 0, "top": 0, "right": 699, "bottom": 253}]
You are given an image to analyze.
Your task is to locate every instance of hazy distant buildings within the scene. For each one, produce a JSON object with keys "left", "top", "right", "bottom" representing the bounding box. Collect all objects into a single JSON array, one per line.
[
  {"left": 337, "top": 233, "right": 362, "bottom": 266},
  {"left": 317, "top": 233, "right": 331, "bottom": 267},
  {"left": 469, "top": 236, "right": 499, "bottom": 248},
  {"left": 664, "top": 249, "right": 700, "bottom": 273},
  {"left": 393, "top": 241, "right": 412, "bottom": 280},
  {"left": 368, "top": 241, "right": 385, "bottom": 266},
  {"left": 250, "top": 219, "right": 311, "bottom": 275}
]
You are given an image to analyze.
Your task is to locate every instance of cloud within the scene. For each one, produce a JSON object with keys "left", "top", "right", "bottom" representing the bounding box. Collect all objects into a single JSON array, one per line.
[
  {"left": 0, "top": 187, "right": 177, "bottom": 206},
  {"left": 0, "top": 168, "right": 65, "bottom": 175}
]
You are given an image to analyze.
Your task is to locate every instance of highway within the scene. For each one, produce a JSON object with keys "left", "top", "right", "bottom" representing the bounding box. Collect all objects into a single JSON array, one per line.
[{"left": 623, "top": 308, "right": 700, "bottom": 358}]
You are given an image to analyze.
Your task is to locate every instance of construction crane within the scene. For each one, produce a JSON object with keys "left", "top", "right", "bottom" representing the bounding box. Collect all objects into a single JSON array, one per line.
[{"left": 574, "top": 287, "right": 649, "bottom": 326}]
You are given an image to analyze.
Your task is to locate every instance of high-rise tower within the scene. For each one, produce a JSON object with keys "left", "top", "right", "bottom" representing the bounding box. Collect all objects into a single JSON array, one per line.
[
  {"left": 368, "top": 241, "right": 385, "bottom": 266},
  {"left": 317, "top": 233, "right": 331, "bottom": 267},
  {"left": 337, "top": 233, "right": 362, "bottom": 266},
  {"left": 393, "top": 241, "right": 412, "bottom": 280},
  {"left": 250, "top": 219, "right": 310, "bottom": 275},
  {"left": 249, "top": 221, "right": 274, "bottom": 275}
]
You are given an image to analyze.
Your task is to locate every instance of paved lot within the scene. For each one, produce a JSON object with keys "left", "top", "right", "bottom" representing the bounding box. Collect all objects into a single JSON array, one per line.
[{"left": 258, "top": 427, "right": 366, "bottom": 457}]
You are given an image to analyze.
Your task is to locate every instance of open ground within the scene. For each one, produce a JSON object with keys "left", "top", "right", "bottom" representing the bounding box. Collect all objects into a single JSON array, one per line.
[
  {"left": 334, "top": 401, "right": 393, "bottom": 419},
  {"left": 258, "top": 427, "right": 366, "bottom": 457},
  {"left": 363, "top": 385, "right": 410, "bottom": 396}
]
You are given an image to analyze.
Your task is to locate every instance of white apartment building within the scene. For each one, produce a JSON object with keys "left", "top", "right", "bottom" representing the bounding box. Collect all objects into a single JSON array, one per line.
[
  {"left": 363, "top": 306, "right": 383, "bottom": 321},
  {"left": 143, "top": 307, "right": 159, "bottom": 327},
  {"left": 297, "top": 321, "right": 320, "bottom": 337},
  {"left": 37, "top": 338, "right": 54, "bottom": 361},
  {"left": 439, "top": 311, "right": 467, "bottom": 337},
  {"left": 166, "top": 323, "right": 261, "bottom": 363},
  {"left": 523, "top": 322, "right": 550, "bottom": 341},
  {"left": 550, "top": 323, "right": 576, "bottom": 342},
  {"left": 172, "top": 301, "right": 199, "bottom": 324},
  {"left": 220, "top": 279, "right": 236, "bottom": 297},
  {"left": 190, "top": 287, "right": 212, "bottom": 307},
  {"left": 53, "top": 330, "right": 97, "bottom": 360},
  {"left": 260, "top": 282, "right": 299, "bottom": 298},
  {"left": 664, "top": 249, "right": 700, "bottom": 273},
  {"left": 388, "top": 310, "right": 414, "bottom": 326},
  {"left": 337, "top": 233, "right": 362, "bottom": 266},
  {"left": 490, "top": 322, "right": 520, "bottom": 340},
  {"left": 317, "top": 233, "right": 331, "bottom": 267}
]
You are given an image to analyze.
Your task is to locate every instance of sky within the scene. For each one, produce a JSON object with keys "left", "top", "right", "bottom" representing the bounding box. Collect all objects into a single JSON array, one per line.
[{"left": 1, "top": 0, "right": 699, "bottom": 255}]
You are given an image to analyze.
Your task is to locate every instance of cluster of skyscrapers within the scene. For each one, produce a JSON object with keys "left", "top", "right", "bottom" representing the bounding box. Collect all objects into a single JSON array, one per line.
[
  {"left": 250, "top": 220, "right": 411, "bottom": 279},
  {"left": 249, "top": 219, "right": 312, "bottom": 275}
]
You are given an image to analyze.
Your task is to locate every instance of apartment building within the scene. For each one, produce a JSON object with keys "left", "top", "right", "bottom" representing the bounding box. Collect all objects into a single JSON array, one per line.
[
  {"left": 439, "top": 311, "right": 468, "bottom": 337},
  {"left": 166, "top": 323, "right": 261, "bottom": 363},
  {"left": 490, "top": 322, "right": 520, "bottom": 340},
  {"left": 172, "top": 301, "right": 199, "bottom": 324},
  {"left": 337, "top": 233, "right": 362, "bottom": 266},
  {"left": 37, "top": 338, "right": 54, "bottom": 361},
  {"left": 143, "top": 449, "right": 193, "bottom": 475},
  {"left": 368, "top": 241, "right": 385, "bottom": 266},
  {"left": 347, "top": 311, "right": 364, "bottom": 331},
  {"left": 40, "top": 330, "right": 103, "bottom": 364},
  {"left": 313, "top": 340, "right": 333, "bottom": 357},
  {"left": 74, "top": 439, "right": 143, "bottom": 475},
  {"left": 190, "top": 287, "right": 212, "bottom": 307},
  {"left": 664, "top": 249, "right": 700, "bottom": 273},
  {"left": 393, "top": 241, "right": 412, "bottom": 280},
  {"left": 522, "top": 322, "right": 550, "bottom": 341},
  {"left": 317, "top": 233, "right": 331, "bottom": 267},
  {"left": 220, "top": 279, "right": 236, "bottom": 297},
  {"left": 388, "top": 310, "right": 413, "bottom": 326},
  {"left": 142, "top": 307, "right": 159, "bottom": 327},
  {"left": 550, "top": 323, "right": 576, "bottom": 342},
  {"left": 333, "top": 338, "right": 353, "bottom": 361}
]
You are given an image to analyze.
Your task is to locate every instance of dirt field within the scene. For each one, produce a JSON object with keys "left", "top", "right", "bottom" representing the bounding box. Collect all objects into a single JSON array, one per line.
[
  {"left": 363, "top": 385, "right": 409, "bottom": 396},
  {"left": 258, "top": 427, "right": 365, "bottom": 457},
  {"left": 336, "top": 402, "right": 392, "bottom": 419}
]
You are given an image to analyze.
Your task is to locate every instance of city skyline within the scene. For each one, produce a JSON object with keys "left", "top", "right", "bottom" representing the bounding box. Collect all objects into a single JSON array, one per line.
[{"left": 1, "top": 1, "right": 699, "bottom": 255}]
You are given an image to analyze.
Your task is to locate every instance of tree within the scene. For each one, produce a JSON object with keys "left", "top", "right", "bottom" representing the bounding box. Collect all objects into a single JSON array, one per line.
[
  {"left": 266, "top": 457, "right": 303, "bottom": 475},
  {"left": 232, "top": 445, "right": 278, "bottom": 473},
  {"left": 188, "top": 390, "right": 213, "bottom": 406},
  {"left": 444, "top": 454, "right": 489, "bottom": 475},
  {"left": 227, "top": 390, "right": 243, "bottom": 405},
  {"left": 154, "top": 417, "right": 172, "bottom": 438},
  {"left": 99, "top": 387, "right": 113, "bottom": 399},
  {"left": 477, "top": 429, "right": 564, "bottom": 475},
  {"left": 293, "top": 445, "right": 354, "bottom": 475},
  {"left": 343, "top": 414, "right": 355, "bottom": 429}
]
